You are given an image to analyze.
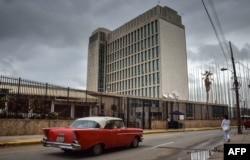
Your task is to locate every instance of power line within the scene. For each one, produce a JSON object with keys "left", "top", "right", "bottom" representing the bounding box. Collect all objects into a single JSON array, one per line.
[{"left": 201, "top": 0, "right": 231, "bottom": 67}]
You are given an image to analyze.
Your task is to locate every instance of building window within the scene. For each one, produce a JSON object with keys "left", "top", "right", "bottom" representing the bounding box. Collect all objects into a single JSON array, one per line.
[
  {"left": 156, "top": 59, "right": 160, "bottom": 70},
  {"left": 153, "top": 86, "right": 155, "bottom": 97},
  {"left": 151, "top": 21, "right": 154, "bottom": 34},
  {"left": 142, "top": 63, "right": 144, "bottom": 74},
  {"left": 157, "top": 72, "right": 160, "bottom": 84},
  {"left": 147, "top": 24, "right": 150, "bottom": 36},
  {"left": 152, "top": 60, "right": 155, "bottom": 71},
  {"left": 153, "top": 73, "right": 157, "bottom": 85},
  {"left": 152, "top": 48, "right": 155, "bottom": 59},
  {"left": 148, "top": 49, "right": 151, "bottom": 60},
  {"left": 212, "top": 106, "right": 225, "bottom": 119},
  {"left": 142, "top": 76, "right": 144, "bottom": 86},
  {"left": 155, "top": 20, "right": 158, "bottom": 33},
  {"left": 149, "top": 62, "right": 151, "bottom": 72},
  {"left": 155, "top": 34, "right": 158, "bottom": 45},
  {"left": 148, "top": 37, "right": 151, "bottom": 47},
  {"left": 186, "top": 103, "right": 193, "bottom": 118},
  {"left": 149, "top": 74, "right": 151, "bottom": 85},
  {"left": 157, "top": 86, "right": 159, "bottom": 98},
  {"left": 138, "top": 77, "right": 140, "bottom": 87},
  {"left": 149, "top": 87, "right": 152, "bottom": 97}
]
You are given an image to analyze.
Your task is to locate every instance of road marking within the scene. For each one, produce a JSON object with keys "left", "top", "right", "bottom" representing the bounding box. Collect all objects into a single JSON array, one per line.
[{"left": 144, "top": 142, "right": 174, "bottom": 151}]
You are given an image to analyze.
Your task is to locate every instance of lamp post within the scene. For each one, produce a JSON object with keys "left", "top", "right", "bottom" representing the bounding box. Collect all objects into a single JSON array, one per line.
[{"left": 221, "top": 41, "right": 242, "bottom": 134}]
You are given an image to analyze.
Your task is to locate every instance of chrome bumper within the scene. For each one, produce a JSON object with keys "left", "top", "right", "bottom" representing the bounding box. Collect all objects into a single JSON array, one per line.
[{"left": 41, "top": 138, "right": 81, "bottom": 151}]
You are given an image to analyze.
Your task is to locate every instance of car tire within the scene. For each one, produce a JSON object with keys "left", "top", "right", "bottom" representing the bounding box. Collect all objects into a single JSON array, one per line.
[
  {"left": 90, "top": 143, "right": 103, "bottom": 156},
  {"left": 131, "top": 137, "right": 139, "bottom": 148}
]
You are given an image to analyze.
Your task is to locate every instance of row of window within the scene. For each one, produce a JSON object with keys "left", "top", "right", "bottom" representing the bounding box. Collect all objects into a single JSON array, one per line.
[
  {"left": 107, "top": 47, "right": 159, "bottom": 73},
  {"left": 107, "top": 72, "right": 160, "bottom": 96},
  {"left": 108, "top": 20, "right": 158, "bottom": 52},
  {"left": 98, "top": 43, "right": 105, "bottom": 92},
  {"left": 129, "top": 99, "right": 160, "bottom": 107},
  {"left": 120, "top": 86, "right": 160, "bottom": 98},
  {"left": 185, "top": 104, "right": 226, "bottom": 119},
  {"left": 107, "top": 60, "right": 160, "bottom": 82},
  {"left": 107, "top": 34, "right": 159, "bottom": 61}
]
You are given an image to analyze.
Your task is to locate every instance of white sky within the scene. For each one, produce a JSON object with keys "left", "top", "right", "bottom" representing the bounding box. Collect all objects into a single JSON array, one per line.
[{"left": 0, "top": 0, "right": 249, "bottom": 89}]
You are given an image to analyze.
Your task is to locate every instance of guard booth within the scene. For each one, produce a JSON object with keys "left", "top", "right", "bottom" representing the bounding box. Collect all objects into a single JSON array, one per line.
[{"left": 168, "top": 111, "right": 185, "bottom": 129}]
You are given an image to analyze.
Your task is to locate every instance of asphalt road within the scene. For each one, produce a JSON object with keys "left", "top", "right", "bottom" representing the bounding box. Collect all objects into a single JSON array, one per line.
[{"left": 0, "top": 129, "right": 232, "bottom": 160}]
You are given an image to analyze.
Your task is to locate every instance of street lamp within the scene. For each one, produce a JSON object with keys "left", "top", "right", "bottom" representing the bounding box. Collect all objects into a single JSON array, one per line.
[{"left": 220, "top": 41, "right": 242, "bottom": 134}]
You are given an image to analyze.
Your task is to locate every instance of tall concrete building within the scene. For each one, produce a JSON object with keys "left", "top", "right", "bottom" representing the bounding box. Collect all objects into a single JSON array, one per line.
[{"left": 87, "top": 5, "right": 188, "bottom": 100}]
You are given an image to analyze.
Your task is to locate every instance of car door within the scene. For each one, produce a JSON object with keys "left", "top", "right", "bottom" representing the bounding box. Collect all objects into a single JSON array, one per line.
[
  {"left": 103, "top": 121, "right": 119, "bottom": 148},
  {"left": 114, "top": 120, "right": 131, "bottom": 146}
]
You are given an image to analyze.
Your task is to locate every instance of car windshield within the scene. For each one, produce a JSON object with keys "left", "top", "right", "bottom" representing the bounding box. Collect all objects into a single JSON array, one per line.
[{"left": 70, "top": 120, "right": 100, "bottom": 128}]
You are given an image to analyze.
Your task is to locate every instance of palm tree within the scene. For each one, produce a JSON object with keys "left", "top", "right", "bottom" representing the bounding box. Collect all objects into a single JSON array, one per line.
[{"left": 202, "top": 71, "right": 213, "bottom": 119}]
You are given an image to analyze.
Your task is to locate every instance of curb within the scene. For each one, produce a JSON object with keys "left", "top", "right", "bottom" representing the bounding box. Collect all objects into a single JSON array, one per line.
[{"left": 0, "top": 140, "right": 41, "bottom": 147}]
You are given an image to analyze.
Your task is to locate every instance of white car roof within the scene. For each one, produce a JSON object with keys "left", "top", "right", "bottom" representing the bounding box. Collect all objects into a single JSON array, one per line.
[{"left": 75, "top": 116, "right": 123, "bottom": 128}]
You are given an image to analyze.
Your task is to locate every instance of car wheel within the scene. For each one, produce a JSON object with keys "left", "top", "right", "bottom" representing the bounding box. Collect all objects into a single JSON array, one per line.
[
  {"left": 131, "top": 137, "right": 139, "bottom": 148},
  {"left": 90, "top": 143, "right": 103, "bottom": 156}
]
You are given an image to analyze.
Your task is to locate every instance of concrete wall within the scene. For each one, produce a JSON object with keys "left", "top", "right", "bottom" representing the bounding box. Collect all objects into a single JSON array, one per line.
[
  {"left": 0, "top": 119, "right": 73, "bottom": 136},
  {"left": 0, "top": 119, "right": 238, "bottom": 136},
  {"left": 160, "top": 18, "right": 188, "bottom": 100},
  {"left": 151, "top": 119, "right": 238, "bottom": 129}
]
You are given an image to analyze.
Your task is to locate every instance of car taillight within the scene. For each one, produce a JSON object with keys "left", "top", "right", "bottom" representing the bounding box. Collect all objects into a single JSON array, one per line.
[{"left": 43, "top": 128, "right": 50, "bottom": 137}]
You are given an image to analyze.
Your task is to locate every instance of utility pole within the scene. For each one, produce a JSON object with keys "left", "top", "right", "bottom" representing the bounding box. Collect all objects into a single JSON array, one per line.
[{"left": 229, "top": 41, "right": 242, "bottom": 134}]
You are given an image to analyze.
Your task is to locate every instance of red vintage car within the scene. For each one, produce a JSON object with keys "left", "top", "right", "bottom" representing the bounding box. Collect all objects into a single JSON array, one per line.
[{"left": 41, "top": 116, "right": 143, "bottom": 155}]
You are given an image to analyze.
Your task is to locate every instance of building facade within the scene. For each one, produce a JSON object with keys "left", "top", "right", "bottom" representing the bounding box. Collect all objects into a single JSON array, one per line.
[{"left": 87, "top": 5, "right": 188, "bottom": 100}]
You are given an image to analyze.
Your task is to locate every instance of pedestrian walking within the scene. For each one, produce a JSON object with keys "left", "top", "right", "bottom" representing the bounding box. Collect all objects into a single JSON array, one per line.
[
  {"left": 167, "top": 116, "right": 171, "bottom": 122},
  {"left": 221, "top": 115, "right": 230, "bottom": 142}
]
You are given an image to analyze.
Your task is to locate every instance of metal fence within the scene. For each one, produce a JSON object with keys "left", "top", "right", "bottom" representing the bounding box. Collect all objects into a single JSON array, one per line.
[
  {"left": 1, "top": 75, "right": 250, "bottom": 121},
  {"left": 0, "top": 75, "right": 90, "bottom": 119}
]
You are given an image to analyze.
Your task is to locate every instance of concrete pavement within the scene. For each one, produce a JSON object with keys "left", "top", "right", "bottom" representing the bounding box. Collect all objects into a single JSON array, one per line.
[
  {"left": 1, "top": 127, "right": 249, "bottom": 160},
  {"left": 208, "top": 131, "right": 250, "bottom": 160},
  {"left": 0, "top": 127, "right": 217, "bottom": 147}
]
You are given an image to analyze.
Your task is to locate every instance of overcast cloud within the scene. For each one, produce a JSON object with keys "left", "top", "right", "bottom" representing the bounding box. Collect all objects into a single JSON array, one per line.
[{"left": 0, "top": 0, "right": 249, "bottom": 89}]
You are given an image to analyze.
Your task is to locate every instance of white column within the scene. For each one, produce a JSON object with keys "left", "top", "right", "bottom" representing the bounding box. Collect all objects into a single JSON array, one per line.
[
  {"left": 89, "top": 106, "right": 93, "bottom": 116},
  {"left": 71, "top": 104, "right": 75, "bottom": 118},
  {"left": 51, "top": 101, "right": 55, "bottom": 112}
]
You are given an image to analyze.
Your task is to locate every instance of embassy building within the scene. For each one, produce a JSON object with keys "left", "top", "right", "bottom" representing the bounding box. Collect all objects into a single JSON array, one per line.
[{"left": 87, "top": 5, "right": 188, "bottom": 100}]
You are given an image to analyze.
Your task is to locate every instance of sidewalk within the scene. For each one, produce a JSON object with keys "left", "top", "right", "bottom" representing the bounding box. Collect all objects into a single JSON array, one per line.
[{"left": 209, "top": 132, "right": 250, "bottom": 160}]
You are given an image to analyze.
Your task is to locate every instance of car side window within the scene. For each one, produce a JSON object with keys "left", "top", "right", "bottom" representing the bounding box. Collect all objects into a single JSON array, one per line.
[
  {"left": 104, "top": 120, "right": 125, "bottom": 129},
  {"left": 113, "top": 120, "right": 125, "bottom": 129},
  {"left": 104, "top": 121, "right": 114, "bottom": 129}
]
